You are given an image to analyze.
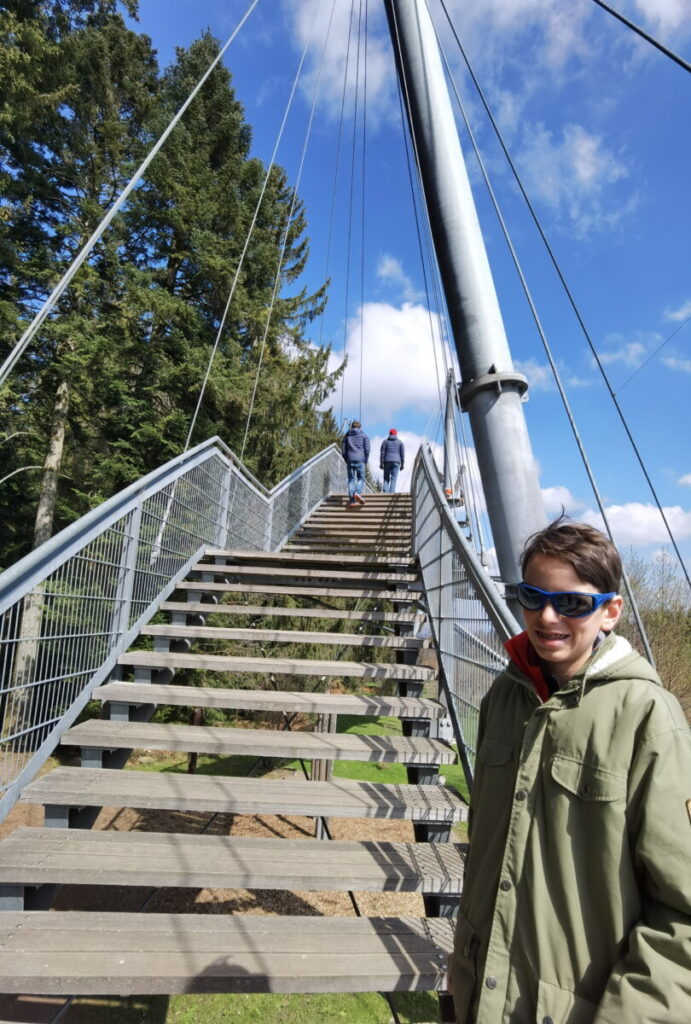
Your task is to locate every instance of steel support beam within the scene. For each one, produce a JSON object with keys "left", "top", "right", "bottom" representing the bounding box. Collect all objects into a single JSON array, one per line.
[{"left": 384, "top": 0, "right": 545, "bottom": 584}]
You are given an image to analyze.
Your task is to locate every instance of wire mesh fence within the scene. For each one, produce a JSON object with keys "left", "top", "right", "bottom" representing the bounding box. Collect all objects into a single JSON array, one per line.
[
  {"left": 0, "top": 439, "right": 347, "bottom": 821},
  {"left": 412, "top": 446, "right": 519, "bottom": 785}
]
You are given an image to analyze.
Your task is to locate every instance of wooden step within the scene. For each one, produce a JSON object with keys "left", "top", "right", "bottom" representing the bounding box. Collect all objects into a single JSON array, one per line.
[
  {"left": 0, "top": 912, "right": 453, "bottom": 995},
  {"left": 205, "top": 549, "right": 416, "bottom": 568},
  {"left": 159, "top": 603, "right": 418, "bottom": 624},
  {"left": 0, "top": 827, "right": 466, "bottom": 893},
  {"left": 21, "top": 767, "right": 469, "bottom": 822},
  {"left": 93, "top": 682, "right": 444, "bottom": 717},
  {"left": 176, "top": 582, "right": 419, "bottom": 600},
  {"left": 61, "top": 721, "right": 456, "bottom": 765},
  {"left": 118, "top": 651, "right": 434, "bottom": 680},
  {"left": 283, "top": 542, "right": 412, "bottom": 554},
  {"left": 141, "top": 624, "right": 425, "bottom": 648},
  {"left": 297, "top": 527, "right": 411, "bottom": 537},
  {"left": 303, "top": 514, "right": 412, "bottom": 525},
  {"left": 189, "top": 564, "right": 418, "bottom": 583},
  {"left": 323, "top": 491, "right": 411, "bottom": 499}
]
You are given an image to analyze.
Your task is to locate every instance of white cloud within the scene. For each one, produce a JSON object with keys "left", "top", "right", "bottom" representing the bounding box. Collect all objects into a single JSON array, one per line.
[
  {"left": 541, "top": 486, "right": 585, "bottom": 518},
  {"left": 517, "top": 123, "right": 633, "bottom": 236},
  {"left": 599, "top": 341, "right": 647, "bottom": 367},
  {"left": 677, "top": 474, "right": 691, "bottom": 487},
  {"left": 632, "top": 0, "right": 691, "bottom": 36},
  {"left": 514, "top": 358, "right": 555, "bottom": 392},
  {"left": 664, "top": 299, "right": 691, "bottom": 322},
  {"left": 376, "top": 253, "right": 421, "bottom": 302},
  {"left": 280, "top": 0, "right": 396, "bottom": 124},
  {"left": 327, "top": 300, "right": 453, "bottom": 423},
  {"left": 661, "top": 353, "right": 691, "bottom": 373},
  {"left": 582, "top": 502, "right": 691, "bottom": 545},
  {"left": 514, "top": 359, "right": 592, "bottom": 393}
]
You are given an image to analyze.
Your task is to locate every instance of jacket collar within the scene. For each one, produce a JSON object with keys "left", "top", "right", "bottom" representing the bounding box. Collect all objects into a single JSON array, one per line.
[{"left": 504, "top": 631, "right": 623, "bottom": 706}]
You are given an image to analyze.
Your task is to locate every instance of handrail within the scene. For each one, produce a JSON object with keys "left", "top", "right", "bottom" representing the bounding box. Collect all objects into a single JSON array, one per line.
[
  {"left": 412, "top": 444, "right": 520, "bottom": 788},
  {"left": 0, "top": 440, "right": 347, "bottom": 822}
]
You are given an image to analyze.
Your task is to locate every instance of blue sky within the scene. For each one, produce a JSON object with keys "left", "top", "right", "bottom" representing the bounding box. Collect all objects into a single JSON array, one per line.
[{"left": 127, "top": 0, "right": 691, "bottom": 567}]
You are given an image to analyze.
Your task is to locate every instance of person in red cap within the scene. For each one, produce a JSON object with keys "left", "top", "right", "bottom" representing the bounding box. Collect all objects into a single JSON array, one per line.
[{"left": 379, "top": 429, "right": 405, "bottom": 492}]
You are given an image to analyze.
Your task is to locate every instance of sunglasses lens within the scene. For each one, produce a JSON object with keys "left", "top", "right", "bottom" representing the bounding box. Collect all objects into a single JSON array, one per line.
[
  {"left": 553, "top": 593, "right": 595, "bottom": 617},
  {"left": 516, "top": 584, "right": 544, "bottom": 611}
]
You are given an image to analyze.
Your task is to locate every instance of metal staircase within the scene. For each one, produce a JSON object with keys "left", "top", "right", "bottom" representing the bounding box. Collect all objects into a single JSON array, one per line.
[{"left": 0, "top": 492, "right": 467, "bottom": 1010}]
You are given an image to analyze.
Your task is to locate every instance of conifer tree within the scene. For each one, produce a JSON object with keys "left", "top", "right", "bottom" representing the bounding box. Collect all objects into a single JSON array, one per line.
[{"left": 0, "top": 8, "right": 341, "bottom": 568}]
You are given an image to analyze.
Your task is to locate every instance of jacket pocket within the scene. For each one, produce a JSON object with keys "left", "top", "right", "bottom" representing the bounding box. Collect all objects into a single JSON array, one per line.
[
  {"left": 536, "top": 978, "right": 597, "bottom": 1024},
  {"left": 450, "top": 908, "right": 479, "bottom": 1023},
  {"left": 478, "top": 735, "right": 513, "bottom": 767},
  {"left": 550, "top": 756, "right": 626, "bottom": 802}
]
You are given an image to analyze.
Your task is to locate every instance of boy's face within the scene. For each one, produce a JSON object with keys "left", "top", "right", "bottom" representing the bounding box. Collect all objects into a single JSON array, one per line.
[{"left": 522, "top": 553, "right": 623, "bottom": 684}]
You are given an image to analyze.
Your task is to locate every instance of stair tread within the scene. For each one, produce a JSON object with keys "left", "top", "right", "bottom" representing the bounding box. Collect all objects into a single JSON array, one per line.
[
  {"left": 190, "top": 564, "right": 418, "bottom": 582},
  {"left": 61, "top": 721, "right": 456, "bottom": 765},
  {"left": 141, "top": 624, "right": 424, "bottom": 647},
  {"left": 0, "top": 828, "right": 466, "bottom": 891},
  {"left": 21, "top": 767, "right": 468, "bottom": 821},
  {"left": 0, "top": 912, "right": 453, "bottom": 995},
  {"left": 94, "top": 683, "right": 443, "bottom": 717},
  {"left": 177, "top": 582, "right": 419, "bottom": 599},
  {"left": 159, "top": 603, "right": 418, "bottom": 623},
  {"left": 206, "top": 549, "right": 415, "bottom": 567},
  {"left": 117, "top": 650, "right": 434, "bottom": 679}
]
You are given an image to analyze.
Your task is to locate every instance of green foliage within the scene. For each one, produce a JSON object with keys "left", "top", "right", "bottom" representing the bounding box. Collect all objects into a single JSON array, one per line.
[
  {"left": 619, "top": 548, "right": 691, "bottom": 720},
  {"left": 0, "top": 3, "right": 342, "bottom": 567}
]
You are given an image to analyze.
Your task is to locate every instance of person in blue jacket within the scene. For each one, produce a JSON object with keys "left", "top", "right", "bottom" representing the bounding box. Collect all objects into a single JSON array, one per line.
[
  {"left": 341, "top": 420, "right": 370, "bottom": 506},
  {"left": 379, "top": 428, "right": 405, "bottom": 493}
]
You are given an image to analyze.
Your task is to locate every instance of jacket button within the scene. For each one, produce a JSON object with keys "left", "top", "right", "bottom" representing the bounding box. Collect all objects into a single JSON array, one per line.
[
  {"left": 499, "top": 879, "right": 512, "bottom": 891},
  {"left": 515, "top": 789, "right": 527, "bottom": 801},
  {"left": 485, "top": 976, "right": 497, "bottom": 990}
]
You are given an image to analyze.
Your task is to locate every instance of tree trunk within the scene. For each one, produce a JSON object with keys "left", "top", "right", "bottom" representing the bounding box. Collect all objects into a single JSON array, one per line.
[{"left": 32, "top": 376, "right": 70, "bottom": 549}]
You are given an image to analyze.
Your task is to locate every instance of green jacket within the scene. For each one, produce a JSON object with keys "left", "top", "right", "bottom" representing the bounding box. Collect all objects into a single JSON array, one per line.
[{"left": 450, "top": 632, "right": 691, "bottom": 1023}]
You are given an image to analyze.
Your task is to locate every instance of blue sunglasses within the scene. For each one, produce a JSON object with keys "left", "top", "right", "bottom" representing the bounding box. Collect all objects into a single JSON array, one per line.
[{"left": 516, "top": 582, "right": 616, "bottom": 618}]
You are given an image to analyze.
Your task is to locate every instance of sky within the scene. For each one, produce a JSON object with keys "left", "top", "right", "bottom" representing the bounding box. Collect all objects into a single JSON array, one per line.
[{"left": 125, "top": 0, "right": 691, "bottom": 570}]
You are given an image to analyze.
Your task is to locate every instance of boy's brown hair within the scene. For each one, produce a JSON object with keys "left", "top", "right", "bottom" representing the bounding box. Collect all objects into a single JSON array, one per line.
[{"left": 520, "top": 516, "right": 622, "bottom": 595}]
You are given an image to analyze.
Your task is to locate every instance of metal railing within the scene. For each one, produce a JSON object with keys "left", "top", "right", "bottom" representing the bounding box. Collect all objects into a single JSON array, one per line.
[
  {"left": 412, "top": 445, "right": 520, "bottom": 788},
  {"left": 0, "top": 438, "right": 347, "bottom": 822}
]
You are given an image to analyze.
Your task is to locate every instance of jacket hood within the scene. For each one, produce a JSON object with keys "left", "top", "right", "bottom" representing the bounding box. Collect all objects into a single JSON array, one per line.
[{"left": 585, "top": 633, "right": 660, "bottom": 685}]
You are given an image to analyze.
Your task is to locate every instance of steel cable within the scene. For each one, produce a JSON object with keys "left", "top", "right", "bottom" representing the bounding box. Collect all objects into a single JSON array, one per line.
[
  {"left": 589, "top": 0, "right": 691, "bottom": 74},
  {"left": 438, "top": 0, "right": 691, "bottom": 597},
  {"left": 433, "top": 14, "right": 655, "bottom": 657}
]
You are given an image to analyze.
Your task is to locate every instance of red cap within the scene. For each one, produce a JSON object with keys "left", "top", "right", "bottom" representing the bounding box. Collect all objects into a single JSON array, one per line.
[{"left": 389, "top": 428, "right": 397, "bottom": 435}]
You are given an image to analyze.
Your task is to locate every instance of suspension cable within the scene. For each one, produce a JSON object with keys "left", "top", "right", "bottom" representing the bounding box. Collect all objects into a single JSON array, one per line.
[
  {"left": 438, "top": 0, "right": 691, "bottom": 596},
  {"left": 434, "top": 25, "right": 654, "bottom": 657},
  {"left": 318, "top": 0, "right": 356, "bottom": 391},
  {"left": 358, "top": 0, "right": 369, "bottom": 423},
  {"left": 390, "top": 2, "right": 487, "bottom": 556},
  {"left": 617, "top": 312, "right": 691, "bottom": 392},
  {"left": 589, "top": 0, "right": 691, "bottom": 74},
  {"left": 393, "top": 77, "right": 445, "bottom": 418},
  {"left": 184, "top": 0, "right": 324, "bottom": 451},
  {"left": 390, "top": 6, "right": 447, "bottom": 420},
  {"left": 238, "top": 0, "right": 337, "bottom": 463},
  {"left": 0, "top": 0, "right": 262, "bottom": 391}
]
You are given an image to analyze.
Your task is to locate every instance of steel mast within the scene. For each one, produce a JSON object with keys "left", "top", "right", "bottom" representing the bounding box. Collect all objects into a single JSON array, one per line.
[{"left": 383, "top": 0, "right": 545, "bottom": 585}]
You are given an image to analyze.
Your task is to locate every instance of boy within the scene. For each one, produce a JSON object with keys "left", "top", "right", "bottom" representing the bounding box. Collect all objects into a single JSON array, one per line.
[{"left": 449, "top": 518, "right": 691, "bottom": 1023}]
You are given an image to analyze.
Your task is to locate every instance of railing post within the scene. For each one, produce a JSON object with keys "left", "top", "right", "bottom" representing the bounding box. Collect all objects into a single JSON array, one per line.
[
  {"left": 110, "top": 495, "right": 144, "bottom": 654},
  {"left": 264, "top": 495, "right": 274, "bottom": 552},
  {"left": 215, "top": 461, "right": 233, "bottom": 550}
]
